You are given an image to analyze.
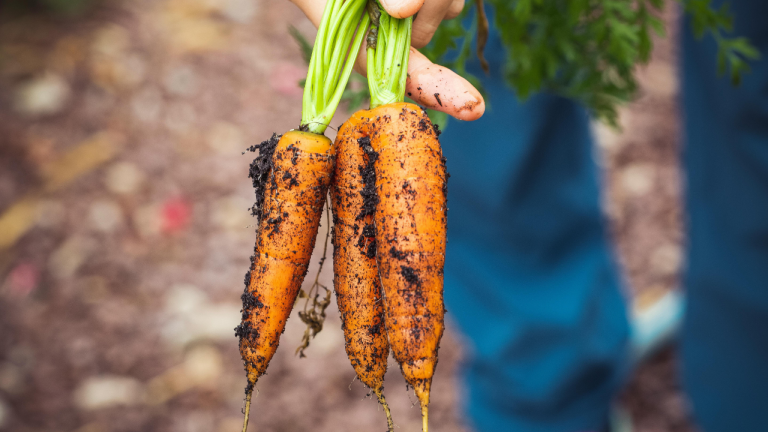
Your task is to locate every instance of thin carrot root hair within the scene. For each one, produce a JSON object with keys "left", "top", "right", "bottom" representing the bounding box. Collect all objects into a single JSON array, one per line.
[{"left": 295, "top": 201, "right": 333, "bottom": 358}]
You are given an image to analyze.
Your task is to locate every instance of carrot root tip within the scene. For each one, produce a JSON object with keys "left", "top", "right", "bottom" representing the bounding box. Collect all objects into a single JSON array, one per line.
[
  {"left": 241, "top": 389, "right": 253, "bottom": 432},
  {"left": 375, "top": 390, "right": 395, "bottom": 432}
]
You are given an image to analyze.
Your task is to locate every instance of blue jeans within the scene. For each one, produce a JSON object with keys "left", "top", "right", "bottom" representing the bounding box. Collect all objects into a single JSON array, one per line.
[
  {"left": 680, "top": 1, "right": 768, "bottom": 431},
  {"left": 441, "top": 26, "right": 629, "bottom": 432},
  {"left": 440, "top": 1, "right": 768, "bottom": 430}
]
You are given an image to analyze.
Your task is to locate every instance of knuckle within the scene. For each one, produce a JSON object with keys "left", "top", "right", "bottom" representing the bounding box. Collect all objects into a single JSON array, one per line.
[{"left": 412, "top": 22, "right": 438, "bottom": 48}]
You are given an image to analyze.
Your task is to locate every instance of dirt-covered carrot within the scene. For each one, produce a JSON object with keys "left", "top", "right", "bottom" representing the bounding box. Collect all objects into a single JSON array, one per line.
[
  {"left": 356, "top": 6, "right": 448, "bottom": 431},
  {"left": 237, "top": 130, "right": 334, "bottom": 424},
  {"left": 367, "top": 103, "right": 446, "bottom": 432},
  {"left": 236, "top": 1, "right": 370, "bottom": 430},
  {"left": 331, "top": 113, "right": 393, "bottom": 430}
]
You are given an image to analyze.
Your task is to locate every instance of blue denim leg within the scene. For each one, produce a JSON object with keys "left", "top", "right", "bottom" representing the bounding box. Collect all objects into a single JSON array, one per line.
[
  {"left": 440, "top": 29, "right": 630, "bottom": 432},
  {"left": 680, "top": 1, "right": 768, "bottom": 430}
]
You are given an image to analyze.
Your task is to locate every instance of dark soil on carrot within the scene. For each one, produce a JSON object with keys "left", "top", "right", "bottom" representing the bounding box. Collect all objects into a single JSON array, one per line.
[
  {"left": 247, "top": 133, "right": 280, "bottom": 217},
  {"left": 0, "top": 2, "right": 693, "bottom": 432},
  {"left": 357, "top": 136, "right": 379, "bottom": 220}
]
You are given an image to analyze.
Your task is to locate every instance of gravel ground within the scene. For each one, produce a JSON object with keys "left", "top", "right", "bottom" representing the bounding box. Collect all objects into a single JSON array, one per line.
[{"left": 0, "top": 1, "right": 696, "bottom": 431}]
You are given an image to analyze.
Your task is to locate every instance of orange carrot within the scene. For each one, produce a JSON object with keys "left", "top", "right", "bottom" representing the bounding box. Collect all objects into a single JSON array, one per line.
[
  {"left": 368, "top": 103, "right": 446, "bottom": 432},
  {"left": 331, "top": 113, "right": 393, "bottom": 430},
  {"left": 343, "top": 101, "right": 447, "bottom": 431},
  {"left": 236, "top": 1, "right": 370, "bottom": 429},
  {"left": 236, "top": 131, "right": 334, "bottom": 430}
]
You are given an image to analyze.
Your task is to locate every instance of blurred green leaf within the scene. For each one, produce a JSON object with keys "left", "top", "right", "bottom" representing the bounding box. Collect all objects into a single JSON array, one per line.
[
  {"left": 289, "top": 26, "right": 314, "bottom": 65},
  {"left": 425, "top": 0, "right": 759, "bottom": 126},
  {"left": 426, "top": 108, "right": 449, "bottom": 132}
]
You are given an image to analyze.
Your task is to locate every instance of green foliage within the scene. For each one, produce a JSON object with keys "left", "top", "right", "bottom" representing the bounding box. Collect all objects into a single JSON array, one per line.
[
  {"left": 290, "top": 26, "right": 371, "bottom": 114},
  {"left": 683, "top": 0, "right": 760, "bottom": 85},
  {"left": 289, "top": 25, "right": 314, "bottom": 65},
  {"left": 341, "top": 74, "right": 371, "bottom": 112},
  {"left": 424, "top": 0, "right": 760, "bottom": 126}
]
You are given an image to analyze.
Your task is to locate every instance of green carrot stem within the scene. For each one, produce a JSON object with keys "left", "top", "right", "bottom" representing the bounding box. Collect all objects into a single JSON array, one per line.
[
  {"left": 302, "top": 0, "right": 370, "bottom": 135},
  {"left": 367, "top": 1, "right": 411, "bottom": 108}
]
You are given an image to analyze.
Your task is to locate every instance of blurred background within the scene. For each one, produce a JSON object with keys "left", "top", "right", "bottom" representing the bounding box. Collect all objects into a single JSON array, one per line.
[{"left": 0, "top": 0, "right": 691, "bottom": 431}]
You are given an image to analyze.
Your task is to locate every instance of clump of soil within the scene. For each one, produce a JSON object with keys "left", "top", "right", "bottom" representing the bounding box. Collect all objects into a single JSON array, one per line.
[
  {"left": 400, "top": 266, "right": 421, "bottom": 288},
  {"left": 357, "top": 136, "right": 379, "bottom": 220},
  {"left": 247, "top": 133, "right": 281, "bottom": 218}
]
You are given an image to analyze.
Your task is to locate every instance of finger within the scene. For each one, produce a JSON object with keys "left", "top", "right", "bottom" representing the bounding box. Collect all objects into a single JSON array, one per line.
[
  {"left": 405, "top": 48, "right": 485, "bottom": 121},
  {"left": 379, "top": 0, "right": 425, "bottom": 18},
  {"left": 444, "top": 0, "right": 465, "bottom": 20},
  {"left": 411, "top": 0, "right": 455, "bottom": 49}
]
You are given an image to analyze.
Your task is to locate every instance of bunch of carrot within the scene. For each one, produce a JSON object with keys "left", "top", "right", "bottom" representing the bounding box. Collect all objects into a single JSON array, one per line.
[{"left": 236, "top": 2, "right": 457, "bottom": 431}]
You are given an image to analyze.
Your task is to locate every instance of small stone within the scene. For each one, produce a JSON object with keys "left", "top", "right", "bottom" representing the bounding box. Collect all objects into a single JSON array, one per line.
[
  {"left": 221, "top": 0, "right": 259, "bottom": 23},
  {"left": 161, "top": 285, "right": 241, "bottom": 347},
  {"left": 161, "top": 303, "right": 241, "bottom": 347},
  {"left": 14, "top": 73, "right": 71, "bottom": 116},
  {"left": 194, "top": 303, "right": 241, "bottom": 342},
  {"left": 206, "top": 121, "right": 244, "bottom": 155},
  {"left": 210, "top": 195, "right": 251, "bottom": 232},
  {"left": 90, "top": 52, "right": 146, "bottom": 91},
  {"left": 88, "top": 200, "right": 124, "bottom": 233},
  {"left": 105, "top": 162, "right": 145, "bottom": 195},
  {"left": 49, "top": 236, "right": 97, "bottom": 279},
  {"left": 131, "top": 87, "right": 164, "bottom": 124},
  {"left": 643, "top": 62, "right": 678, "bottom": 98},
  {"left": 650, "top": 242, "right": 683, "bottom": 276},
  {"left": 156, "top": 0, "right": 229, "bottom": 54},
  {"left": 91, "top": 24, "right": 131, "bottom": 58},
  {"left": 593, "top": 120, "right": 623, "bottom": 153},
  {"left": 73, "top": 375, "right": 144, "bottom": 410},
  {"left": 163, "top": 65, "right": 198, "bottom": 97},
  {"left": 165, "top": 284, "right": 207, "bottom": 315},
  {"left": 621, "top": 163, "right": 655, "bottom": 197},
  {"left": 183, "top": 345, "right": 222, "bottom": 385},
  {"left": 36, "top": 199, "right": 66, "bottom": 229}
]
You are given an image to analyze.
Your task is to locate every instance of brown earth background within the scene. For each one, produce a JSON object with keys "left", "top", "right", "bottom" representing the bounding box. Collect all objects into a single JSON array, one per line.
[{"left": 0, "top": 1, "right": 696, "bottom": 431}]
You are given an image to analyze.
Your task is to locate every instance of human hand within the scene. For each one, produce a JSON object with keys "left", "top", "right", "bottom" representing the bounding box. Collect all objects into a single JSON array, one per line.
[{"left": 289, "top": 0, "right": 485, "bottom": 121}]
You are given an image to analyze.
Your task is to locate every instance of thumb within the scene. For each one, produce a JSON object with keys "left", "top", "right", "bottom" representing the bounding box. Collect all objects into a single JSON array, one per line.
[{"left": 379, "top": 0, "right": 425, "bottom": 18}]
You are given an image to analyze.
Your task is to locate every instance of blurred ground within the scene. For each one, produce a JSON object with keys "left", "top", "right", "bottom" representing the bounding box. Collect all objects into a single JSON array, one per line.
[{"left": 0, "top": 1, "right": 694, "bottom": 431}]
